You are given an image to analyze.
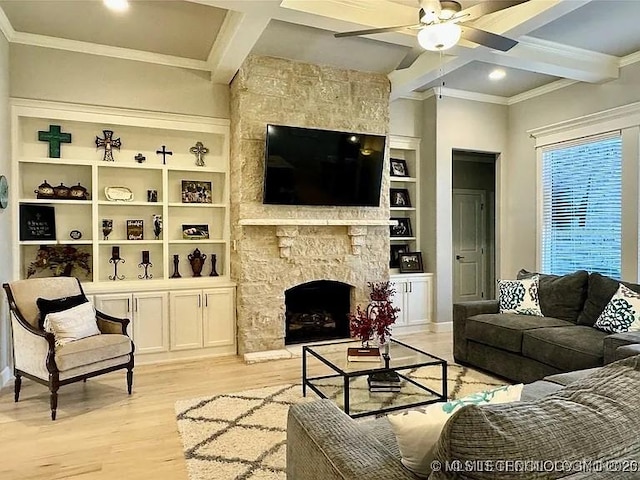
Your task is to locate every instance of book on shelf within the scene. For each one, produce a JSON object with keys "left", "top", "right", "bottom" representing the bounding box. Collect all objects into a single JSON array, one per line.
[{"left": 347, "top": 347, "right": 381, "bottom": 362}]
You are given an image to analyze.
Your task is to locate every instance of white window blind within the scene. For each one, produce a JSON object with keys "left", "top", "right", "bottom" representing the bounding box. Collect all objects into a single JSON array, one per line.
[{"left": 541, "top": 133, "right": 622, "bottom": 278}]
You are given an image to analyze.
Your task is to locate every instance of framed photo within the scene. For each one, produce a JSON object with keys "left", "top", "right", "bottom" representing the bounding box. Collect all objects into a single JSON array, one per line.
[
  {"left": 126, "top": 219, "right": 144, "bottom": 240},
  {"left": 390, "top": 158, "right": 409, "bottom": 177},
  {"left": 181, "top": 180, "right": 212, "bottom": 204},
  {"left": 399, "top": 252, "right": 424, "bottom": 273},
  {"left": 390, "top": 188, "right": 411, "bottom": 207},
  {"left": 182, "top": 224, "right": 210, "bottom": 240},
  {"left": 19, "top": 204, "right": 56, "bottom": 241},
  {"left": 390, "top": 243, "right": 409, "bottom": 268},
  {"left": 390, "top": 217, "right": 412, "bottom": 237}
]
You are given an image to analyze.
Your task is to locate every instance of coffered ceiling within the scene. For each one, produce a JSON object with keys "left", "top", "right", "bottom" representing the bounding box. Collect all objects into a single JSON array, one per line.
[{"left": 0, "top": 0, "right": 638, "bottom": 103}]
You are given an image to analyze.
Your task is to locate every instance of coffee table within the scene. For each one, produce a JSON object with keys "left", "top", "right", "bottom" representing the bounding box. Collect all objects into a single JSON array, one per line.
[{"left": 302, "top": 338, "right": 447, "bottom": 418}]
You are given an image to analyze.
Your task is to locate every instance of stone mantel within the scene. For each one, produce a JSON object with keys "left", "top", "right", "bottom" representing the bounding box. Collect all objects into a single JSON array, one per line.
[{"left": 239, "top": 219, "right": 392, "bottom": 257}]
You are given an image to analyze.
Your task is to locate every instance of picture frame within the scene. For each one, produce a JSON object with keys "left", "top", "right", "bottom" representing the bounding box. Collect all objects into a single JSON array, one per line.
[
  {"left": 182, "top": 180, "right": 212, "bottom": 204},
  {"left": 390, "top": 158, "right": 409, "bottom": 177},
  {"left": 182, "top": 224, "right": 210, "bottom": 240},
  {"left": 19, "top": 204, "right": 56, "bottom": 241},
  {"left": 390, "top": 243, "right": 409, "bottom": 268},
  {"left": 390, "top": 217, "right": 412, "bottom": 237},
  {"left": 390, "top": 188, "right": 411, "bottom": 207},
  {"left": 126, "top": 219, "right": 144, "bottom": 240},
  {"left": 399, "top": 252, "right": 424, "bottom": 273}
]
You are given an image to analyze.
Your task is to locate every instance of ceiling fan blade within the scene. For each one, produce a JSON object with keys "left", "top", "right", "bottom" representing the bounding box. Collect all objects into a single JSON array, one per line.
[
  {"left": 461, "top": 26, "right": 518, "bottom": 51},
  {"left": 458, "top": 0, "right": 528, "bottom": 23},
  {"left": 334, "top": 24, "right": 420, "bottom": 38}
]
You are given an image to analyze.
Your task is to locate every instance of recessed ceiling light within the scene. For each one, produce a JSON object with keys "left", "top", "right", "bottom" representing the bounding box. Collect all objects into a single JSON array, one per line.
[
  {"left": 103, "top": 0, "right": 129, "bottom": 12},
  {"left": 489, "top": 69, "right": 506, "bottom": 81}
]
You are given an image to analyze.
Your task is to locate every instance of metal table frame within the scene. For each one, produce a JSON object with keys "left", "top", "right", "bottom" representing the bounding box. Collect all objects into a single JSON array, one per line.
[{"left": 302, "top": 338, "right": 448, "bottom": 418}]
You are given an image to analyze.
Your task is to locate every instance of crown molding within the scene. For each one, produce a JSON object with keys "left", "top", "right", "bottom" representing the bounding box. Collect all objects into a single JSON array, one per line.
[
  {"left": 620, "top": 50, "right": 640, "bottom": 68},
  {"left": 0, "top": 6, "right": 14, "bottom": 41},
  {"left": 507, "top": 78, "right": 578, "bottom": 105},
  {"left": 435, "top": 87, "right": 509, "bottom": 105}
]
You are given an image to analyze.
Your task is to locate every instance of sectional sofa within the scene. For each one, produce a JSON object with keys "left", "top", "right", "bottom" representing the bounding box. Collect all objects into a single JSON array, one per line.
[{"left": 453, "top": 270, "right": 640, "bottom": 383}]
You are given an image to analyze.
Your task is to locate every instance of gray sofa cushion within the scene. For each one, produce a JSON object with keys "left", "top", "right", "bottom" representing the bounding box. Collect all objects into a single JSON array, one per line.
[
  {"left": 518, "top": 269, "right": 588, "bottom": 323},
  {"left": 430, "top": 356, "right": 640, "bottom": 480},
  {"left": 543, "top": 367, "right": 601, "bottom": 386},
  {"left": 522, "top": 326, "right": 607, "bottom": 371},
  {"left": 466, "top": 314, "right": 572, "bottom": 353},
  {"left": 577, "top": 272, "right": 640, "bottom": 326}
]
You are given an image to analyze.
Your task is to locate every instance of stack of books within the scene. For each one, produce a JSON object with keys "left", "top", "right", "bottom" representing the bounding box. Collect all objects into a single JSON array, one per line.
[{"left": 367, "top": 370, "right": 401, "bottom": 393}]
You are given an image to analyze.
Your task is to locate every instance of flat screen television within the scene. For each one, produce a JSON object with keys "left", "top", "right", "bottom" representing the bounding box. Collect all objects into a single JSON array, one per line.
[{"left": 263, "top": 124, "right": 386, "bottom": 206}]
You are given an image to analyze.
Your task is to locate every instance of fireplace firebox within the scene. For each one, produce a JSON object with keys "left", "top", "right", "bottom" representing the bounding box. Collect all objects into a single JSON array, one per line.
[{"left": 285, "top": 280, "right": 351, "bottom": 344}]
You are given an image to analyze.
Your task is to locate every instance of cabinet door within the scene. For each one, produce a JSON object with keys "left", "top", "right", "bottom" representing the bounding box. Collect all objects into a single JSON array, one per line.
[
  {"left": 169, "top": 290, "right": 203, "bottom": 351},
  {"left": 203, "top": 288, "right": 236, "bottom": 348},
  {"left": 133, "top": 292, "right": 169, "bottom": 354},
  {"left": 94, "top": 294, "right": 133, "bottom": 337},
  {"left": 389, "top": 280, "right": 408, "bottom": 327},
  {"left": 405, "top": 276, "right": 431, "bottom": 325}
]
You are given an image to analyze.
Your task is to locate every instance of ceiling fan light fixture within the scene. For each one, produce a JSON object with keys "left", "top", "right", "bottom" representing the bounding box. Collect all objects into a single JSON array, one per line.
[
  {"left": 418, "top": 23, "right": 462, "bottom": 51},
  {"left": 439, "top": 0, "right": 462, "bottom": 20}
]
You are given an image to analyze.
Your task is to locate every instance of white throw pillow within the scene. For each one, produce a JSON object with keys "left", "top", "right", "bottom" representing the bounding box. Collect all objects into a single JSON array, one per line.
[
  {"left": 387, "top": 384, "right": 524, "bottom": 478},
  {"left": 498, "top": 276, "right": 543, "bottom": 316},
  {"left": 594, "top": 283, "right": 640, "bottom": 333},
  {"left": 43, "top": 301, "right": 101, "bottom": 347}
]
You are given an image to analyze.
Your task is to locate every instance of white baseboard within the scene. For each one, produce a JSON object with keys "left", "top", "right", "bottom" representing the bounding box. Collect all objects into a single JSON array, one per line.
[
  {"left": 428, "top": 321, "right": 453, "bottom": 333},
  {"left": 0, "top": 366, "right": 12, "bottom": 389}
]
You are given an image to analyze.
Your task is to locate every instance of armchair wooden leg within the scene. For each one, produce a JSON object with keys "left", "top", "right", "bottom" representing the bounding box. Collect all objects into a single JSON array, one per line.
[
  {"left": 50, "top": 387, "right": 58, "bottom": 421},
  {"left": 127, "top": 367, "right": 133, "bottom": 395},
  {"left": 14, "top": 375, "right": 21, "bottom": 402}
]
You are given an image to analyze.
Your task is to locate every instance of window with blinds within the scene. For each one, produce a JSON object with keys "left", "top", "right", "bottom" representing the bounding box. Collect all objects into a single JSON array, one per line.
[{"left": 541, "top": 133, "right": 622, "bottom": 278}]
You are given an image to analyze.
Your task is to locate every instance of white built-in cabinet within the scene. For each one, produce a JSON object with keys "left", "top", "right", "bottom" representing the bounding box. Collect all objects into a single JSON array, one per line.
[
  {"left": 11, "top": 99, "right": 237, "bottom": 363},
  {"left": 390, "top": 273, "right": 433, "bottom": 333}
]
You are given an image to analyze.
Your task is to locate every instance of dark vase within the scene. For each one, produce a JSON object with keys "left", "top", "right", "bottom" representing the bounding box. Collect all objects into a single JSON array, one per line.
[
  {"left": 171, "top": 254, "right": 181, "bottom": 278},
  {"left": 61, "top": 264, "right": 74, "bottom": 276},
  {"left": 188, "top": 249, "right": 206, "bottom": 277},
  {"left": 209, "top": 254, "right": 219, "bottom": 277}
]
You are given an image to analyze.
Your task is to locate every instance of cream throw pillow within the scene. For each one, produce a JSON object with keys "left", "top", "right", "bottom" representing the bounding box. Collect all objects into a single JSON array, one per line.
[
  {"left": 43, "top": 301, "right": 101, "bottom": 347},
  {"left": 498, "top": 276, "right": 543, "bottom": 316},
  {"left": 594, "top": 283, "right": 640, "bottom": 333},
  {"left": 388, "top": 384, "right": 524, "bottom": 478}
]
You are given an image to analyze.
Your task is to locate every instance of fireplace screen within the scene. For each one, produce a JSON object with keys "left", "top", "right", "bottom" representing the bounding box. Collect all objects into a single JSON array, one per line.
[{"left": 285, "top": 280, "right": 351, "bottom": 344}]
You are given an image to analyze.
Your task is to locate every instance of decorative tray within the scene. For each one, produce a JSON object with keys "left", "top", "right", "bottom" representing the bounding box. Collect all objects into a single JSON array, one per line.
[{"left": 105, "top": 186, "right": 134, "bottom": 202}]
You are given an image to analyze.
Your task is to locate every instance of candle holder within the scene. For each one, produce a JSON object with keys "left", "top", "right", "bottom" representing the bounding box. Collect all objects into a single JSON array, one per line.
[
  {"left": 109, "top": 256, "right": 125, "bottom": 281},
  {"left": 209, "top": 253, "right": 219, "bottom": 277},
  {"left": 170, "top": 254, "right": 181, "bottom": 278},
  {"left": 138, "top": 250, "right": 153, "bottom": 279}
]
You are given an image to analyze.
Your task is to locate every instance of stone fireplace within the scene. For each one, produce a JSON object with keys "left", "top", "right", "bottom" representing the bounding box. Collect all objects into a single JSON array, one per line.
[{"left": 230, "top": 55, "right": 391, "bottom": 354}]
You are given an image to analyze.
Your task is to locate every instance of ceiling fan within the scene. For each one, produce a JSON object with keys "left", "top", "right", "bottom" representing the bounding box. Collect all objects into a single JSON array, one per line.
[{"left": 334, "top": 0, "right": 528, "bottom": 52}]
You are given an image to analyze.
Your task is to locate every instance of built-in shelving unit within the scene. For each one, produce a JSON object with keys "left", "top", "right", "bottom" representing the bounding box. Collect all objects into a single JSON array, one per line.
[{"left": 11, "top": 99, "right": 236, "bottom": 362}]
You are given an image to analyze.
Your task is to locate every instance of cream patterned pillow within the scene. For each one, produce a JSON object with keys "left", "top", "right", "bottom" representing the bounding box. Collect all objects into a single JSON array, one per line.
[
  {"left": 594, "top": 283, "right": 640, "bottom": 333},
  {"left": 387, "top": 384, "right": 523, "bottom": 478},
  {"left": 43, "top": 301, "right": 101, "bottom": 347},
  {"left": 498, "top": 275, "right": 543, "bottom": 316}
]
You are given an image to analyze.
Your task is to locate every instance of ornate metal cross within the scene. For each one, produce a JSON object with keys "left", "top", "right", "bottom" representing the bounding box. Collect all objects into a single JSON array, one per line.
[
  {"left": 38, "top": 125, "right": 72, "bottom": 158},
  {"left": 189, "top": 141, "right": 209, "bottom": 167},
  {"left": 95, "top": 130, "right": 121, "bottom": 162},
  {"left": 156, "top": 145, "right": 173, "bottom": 165}
]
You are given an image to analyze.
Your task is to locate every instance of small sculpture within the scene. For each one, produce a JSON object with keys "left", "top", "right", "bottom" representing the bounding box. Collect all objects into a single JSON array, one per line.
[
  {"left": 153, "top": 214, "right": 162, "bottom": 240},
  {"left": 189, "top": 141, "right": 209, "bottom": 167},
  {"left": 171, "top": 254, "right": 181, "bottom": 278},
  {"left": 102, "top": 219, "right": 113, "bottom": 240},
  {"left": 209, "top": 253, "right": 219, "bottom": 277},
  {"left": 188, "top": 248, "right": 207, "bottom": 277},
  {"left": 135, "top": 153, "right": 146, "bottom": 163},
  {"left": 96, "top": 130, "right": 121, "bottom": 162},
  {"left": 156, "top": 145, "right": 173, "bottom": 165},
  {"left": 38, "top": 125, "right": 72, "bottom": 158}
]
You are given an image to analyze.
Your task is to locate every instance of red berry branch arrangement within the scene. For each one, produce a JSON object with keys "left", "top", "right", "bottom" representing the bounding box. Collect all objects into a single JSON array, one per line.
[{"left": 349, "top": 281, "right": 400, "bottom": 347}]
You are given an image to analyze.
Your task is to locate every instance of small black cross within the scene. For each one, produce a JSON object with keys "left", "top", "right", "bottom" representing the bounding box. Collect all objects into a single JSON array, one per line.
[
  {"left": 156, "top": 145, "right": 173, "bottom": 165},
  {"left": 38, "top": 125, "right": 72, "bottom": 158}
]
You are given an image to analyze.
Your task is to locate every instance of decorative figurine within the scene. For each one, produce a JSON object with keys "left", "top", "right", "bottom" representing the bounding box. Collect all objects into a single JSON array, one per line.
[
  {"left": 134, "top": 153, "right": 146, "bottom": 163},
  {"left": 96, "top": 130, "right": 122, "bottom": 162},
  {"left": 170, "top": 254, "right": 181, "bottom": 278},
  {"left": 156, "top": 145, "right": 173, "bottom": 165},
  {"left": 153, "top": 214, "right": 162, "bottom": 240},
  {"left": 108, "top": 245, "right": 125, "bottom": 281},
  {"left": 38, "top": 125, "right": 72, "bottom": 158},
  {"left": 69, "top": 230, "right": 82, "bottom": 240},
  {"left": 189, "top": 141, "right": 209, "bottom": 167},
  {"left": 209, "top": 253, "right": 219, "bottom": 277},
  {"left": 102, "top": 219, "right": 113, "bottom": 240},
  {"left": 188, "top": 248, "right": 206, "bottom": 277},
  {"left": 147, "top": 190, "right": 158, "bottom": 202},
  {"left": 138, "top": 250, "right": 153, "bottom": 279}
]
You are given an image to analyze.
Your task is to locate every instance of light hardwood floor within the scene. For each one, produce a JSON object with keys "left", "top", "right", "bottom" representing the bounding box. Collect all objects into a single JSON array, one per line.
[{"left": 0, "top": 331, "right": 453, "bottom": 480}]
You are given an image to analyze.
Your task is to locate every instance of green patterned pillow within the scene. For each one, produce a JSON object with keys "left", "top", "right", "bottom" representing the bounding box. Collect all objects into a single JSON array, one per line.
[
  {"left": 498, "top": 275, "right": 543, "bottom": 316},
  {"left": 388, "top": 384, "right": 523, "bottom": 478},
  {"left": 594, "top": 283, "right": 640, "bottom": 333}
]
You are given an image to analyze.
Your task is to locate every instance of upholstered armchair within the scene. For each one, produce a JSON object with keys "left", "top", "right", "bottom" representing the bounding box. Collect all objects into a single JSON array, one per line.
[{"left": 3, "top": 277, "right": 134, "bottom": 420}]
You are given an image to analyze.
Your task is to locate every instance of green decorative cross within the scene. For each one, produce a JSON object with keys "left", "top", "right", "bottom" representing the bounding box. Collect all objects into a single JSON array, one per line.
[{"left": 38, "top": 125, "right": 72, "bottom": 158}]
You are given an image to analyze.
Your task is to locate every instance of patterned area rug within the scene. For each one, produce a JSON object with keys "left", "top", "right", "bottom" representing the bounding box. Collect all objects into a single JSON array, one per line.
[{"left": 175, "top": 364, "right": 504, "bottom": 480}]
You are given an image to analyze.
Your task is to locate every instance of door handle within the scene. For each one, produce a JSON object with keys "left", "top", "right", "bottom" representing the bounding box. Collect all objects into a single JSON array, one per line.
[{"left": 456, "top": 255, "right": 465, "bottom": 260}]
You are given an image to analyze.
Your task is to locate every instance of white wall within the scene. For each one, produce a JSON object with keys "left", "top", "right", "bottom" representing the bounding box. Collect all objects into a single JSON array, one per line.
[
  {"left": 10, "top": 45, "right": 229, "bottom": 118},
  {"left": 505, "top": 61, "right": 640, "bottom": 278},
  {"left": 0, "top": 31, "right": 12, "bottom": 388},
  {"left": 390, "top": 98, "right": 423, "bottom": 138}
]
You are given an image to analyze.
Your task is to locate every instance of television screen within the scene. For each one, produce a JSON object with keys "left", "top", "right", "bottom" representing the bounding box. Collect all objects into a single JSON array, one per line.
[{"left": 263, "top": 125, "right": 385, "bottom": 206}]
